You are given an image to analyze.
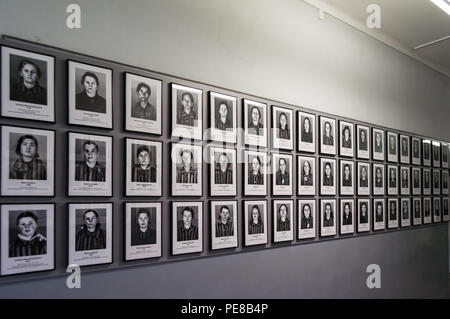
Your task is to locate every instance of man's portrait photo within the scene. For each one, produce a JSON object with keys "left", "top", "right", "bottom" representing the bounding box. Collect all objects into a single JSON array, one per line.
[{"left": 131, "top": 82, "right": 156, "bottom": 121}]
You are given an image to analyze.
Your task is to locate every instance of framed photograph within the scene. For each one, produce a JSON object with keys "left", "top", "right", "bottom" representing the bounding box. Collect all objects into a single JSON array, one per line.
[
  {"left": 209, "top": 91, "right": 237, "bottom": 143},
  {"left": 432, "top": 197, "right": 441, "bottom": 223},
  {"left": 387, "top": 165, "right": 398, "bottom": 195},
  {"left": 441, "top": 143, "right": 449, "bottom": 168},
  {"left": 442, "top": 198, "right": 449, "bottom": 222},
  {"left": 372, "top": 128, "right": 385, "bottom": 161},
  {"left": 244, "top": 150, "right": 267, "bottom": 196},
  {"left": 357, "top": 199, "right": 371, "bottom": 233},
  {"left": 68, "top": 60, "right": 112, "bottom": 128},
  {"left": 125, "top": 138, "right": 162, "bottom": 196},
  {"left": 1, "top": 203, "right": 54, "bottom": 276},
  {"left": 171, "top": 143, "right": 203, "bottom": 196},
  {"left": 412, "top": 198, "right": 422, "bottom": 226},
  {"left": 442, "top": 170, "right": 449, "bottom": 195},
  {"left": 298, "top": 199, "right": 316, "bottom": 239},
  {"left": 272, "top": 153, "right": 293, "bottom": 196},
  {"left": 68, "top": 132, "right": 112, "bottom": 196},
  {"left": 400, "top": 135, "right": 410, "bottom": 164},
  {"left": 388, "top": 198, "right": 399, "bottom": 229},
  {"left": 372, "top": 163, "right": 385, "bottom": 195},
  {"left": 1, "top": 46, "right": 54, "bottom": 122},
  {"left": 411, "top": 137, "right": 421, "bottom": 166},
  {"left": 124, "top": 202, "right": 161, "bottom": 261},
  {"left": 125, "top": 72, "right": 162, "bottom": 135},
  {"left": 423, "top": 198, "right": 432, "bottom": 224},
  {"left": 171, "top": 83, "right": 203, "bottom": 140},
  {"left": 320, "top": 158, "right": 336, "bottom": 196},
  {"left": 319, "top": 116, "right": 336, "bottom": 155},
  {"left": 386, "top": 132, "right": 398, "bottom": 163},
  {"left": 244, "top": 99, "right": 267, "bottom": 147},
  {"left": 432, "top": 169, "right": 441, "bottom": 195},
  {"left": 297, "top": 111, "right": 315, "bottom": 153},
  {"left": 423, "top": 168, "right": 431, "bottom": 195},
  {"left": 244, "top": 200, "right": 268, "bottom": 246},
  {"left": 339, "top": 120, "right": 354, "bottom": 157},
  {"left": 357, "top": 162, "right": 370, "bottom": 196},
  {"left": 400, "top": 198, "right": 411, "bottom": 227},
  {"left": 210, "top": 201, "right": 238, "bottom": 250},
  {"left": 273, "top": 200, "right": 294, "bottom": 243},
  {"left": 340, "top": 199, "right": 355, "bottom": 235},
  {"left": 356, "top": 125, "right": 370, "bottom": 159},
  {"left": 340, "top": 160, "right": 354, "bottom": 195},
  {"left": 400, "top": 166, "right": 410, "bottom": 196},
  {"left": 68, "top": 203, "right": 113, "bottom": 266},
  {"left": 412, "top": 167, "right": 421, "bottom": 195},
  {"left": 422, "top": 140, "right": 431, "bottom": 167},
  {"left": 373, "top": 199, "right": 385, "bottom": 231},
  {"left": 320, "top": 199, "right": 336, "bottom": 237},
  {"left": 171, "top": 201, "right": 203, "bottom": 255},
  {"left": 432, "top": 141, "right": 441, "bottom": 168},
  {"left": 298, "top": 156, "right": 316, "bottom": 195},
  {"left": 272, "top": 105, "right": 293, "bottom": 150},
  {"left": 210, "top": 147, "right": 237, "bottom": 196},
  {"left": 1, "top": 125, "right": 54, "bottom": 196}
]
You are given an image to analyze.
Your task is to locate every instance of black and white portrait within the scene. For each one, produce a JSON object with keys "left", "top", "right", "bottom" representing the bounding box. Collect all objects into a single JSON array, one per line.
[
  {"left": 442, "top": 198, "right": 449, "bottom": 222},
  {"left": 387, "top": 132, "right": 398, "bottom": 163},
  {"left": 433, "top": 197, "right": 441, "bottom": 223},
  {"left": 388, "top": 199, "right": 399, "bottom": 229},
  {"left": 423, "top": 140, "right": 431, "bottom": 167},
  {"left": 298, "top": 200, "right": 316, "bottom": 239},
  {"left": 171, "top": 83, "right": 203, "bottom": 140},
  {"left": 1, "top": 125, "right": 55, "bottom": 196},
  {"left": 68, "top": 132, "right": 112, "bottom": 196},
  {"left": 210, "top": 147, "right": 236, "bottom": 196},
  {"left": 373, "top": 199, "right": 385, "bottom": 230},
  {"left": 211, "top": 201, "right": 238, "bottom": 250},
  {"left": 357, "top": 162, "right": 370, "bottom": 196},
  {"left": 1, "top": 46, "right": 54, "bottom": 122},
  {"left": 1, "top": 204, "right": 54, "bottom": 275},
  {"left": 442, "top": 170, "right": 449, "bottom": 195},
  {"left": 387, "top": 165, "right": 398, "bottom": 195},
  {"left": 298, "top": 111, "right": 315, "bottom": 153},
  {"left": 298, "top": 156, "right": 316, "bottom": 195},
  {"left": 412, "top": 167, "right": 421, "bottom": 195},
  {"left": 126, "top": 138, "right": 162, "bottom": 196},
  {"left": 400, "top": 166, "right": 410, "bottom": 195},
  {"left": 320, "top": 158, "right": 336, "bottom": 195},
  {"left": 320, "top": 200, "right": 336, "bottom": 237},
  {"left": 411, "top": 137, "right": 421, "bottom": 165},
  {"left": 432, "top": 169, "right": 441, "bottom": 195},
  {"left": 412, "top": 198, "right": 422, "bottom": 225},
  {"left": 400, "top": 199, "right": 411, "bottom": 227},
  {"left": 272, "top": 106, "right": 293, "bottom": 150},
  {"left": 209, "top": 92, "right": 237, "bottom": 143},
  {"left": 441, "top": 143, "right": 449, "bottom": 169},
  {"left": 68, "top": 203, "right": 112, "bottom": 266},
  {"left": 171, "top": 143, "right": 203, "bottom": 196},
  {"left": 244, "top": 201, "right": 268, "bottom": 246},
  {"left": 340, "top": 160, "right": 354, "bottom": 195},
  {"left": 125, "top": 202, "right": 161, "bottom": 260},
  {"left": 372, "top": 128, "right": 385, "bottom": 161},
  {"left": 320, "top": 116, "right": 336, "bottom": 155},
  {"left": 339, "top": 121, "right": 354, "bottom": 157},
  {"left": 372, "top": 163, "right": 385, "bottom": 195},
  {"left": 272, "top": 153, "right": 293, "bottom": 196},
  {"left": 68, "top": 60, "right": 112, "bottom": 128},
  {"left": 340, "top": 200, "right": 354, "bottom": 235},
  {"left": 244, "top": 99, "right": 267, "bottom": 147},
  {"left": 423, "top": 198, "right": 432, "bottom": 224},
  {"left": 357, "top": 199, "right": 371, "bottom": 232},
  {"left": 356, "top": 125, "right": 370, "bottom": 159},
  {"left": 244, "top": 150, "right": 267, "bottom": 196},
  {"left": 273, "top": 200, "right": 294, "bottom": 243},
  {"left": 172, "top": 202, "right": 203, "bottom": 255},
  {"left": 432, "top": 142, "right": 441, "bottom": 168},
  {"left": 423, "top": 168, "right": 431, "bottom": 195},
  {"left": 125, "top": 73, "right": 162, "bottom": 135},
  {"left": 400, "top": 135, "right": 410, "bottom": 164}
]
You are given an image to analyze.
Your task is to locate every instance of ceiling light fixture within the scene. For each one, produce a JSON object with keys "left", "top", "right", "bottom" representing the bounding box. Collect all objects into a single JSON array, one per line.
[{"left": 429, "top": 0, "right": 450, "bottom": 15}]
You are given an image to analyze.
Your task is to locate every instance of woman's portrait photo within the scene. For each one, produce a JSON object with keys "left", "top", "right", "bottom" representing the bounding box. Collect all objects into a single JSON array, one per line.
[
  {"left": 357, "top": 162, "right": 370, "bottom": 195},
  {"left": 340, "top": 200, "right": 354, "bottom": 235},
  {"left": 210, "top": 147, "right": 237, "bottom": 196},
  {"left": 131, "top": 207, "right": 156, "bottom": 246},
  {"left": 387, "top": 165, "right": 398, "bottom": 195},
  {"left": 442, "top": 198, "right": 449, "bottom": 222},
  {"left": 298, "top": 156, "right": 315, "bottom": 195},
  {"left": 320, "top": 200, "right": 336, "bottom": 237},
  {"left": 372, "top": 128, "right": 384, "bottom": 161},
  {"left": 68, "top": 60, "right": 112, "bottom": 128},
  {"left": 400, "top": 135, "right": 410, "bottom": 164},
  {"left": 298, "top": 200, "right": 316, "bottom": 239},
  {"left": 411, "top": 137, "right": 421, "bottom": 165},
  {"left": 272, "top": 153, "right": 293, "bottom": 196},
  {"left": 211, "top": 201, "right": 238, "bottom": 250},
  {"left": 423, "top": 169, "right": 431, "bottom": 195},
  {"left": 423, "top": 198, "right": 432, "bottom": 224},
  {"left": 412, "top": 167, "right": 421, "bottom": 195},
  {"left": 244, "top": 200, "right": 268, "bottom": 246},
  {"left": 357, "top": 200, "right": 370, "bottom": 233},
  {"left": 387, "top": 132, "right": 398, "bottom": 163},
  {"left": 272, "top": 106, "right": 293, "bottom": 150},
  {"left": 423, "top": 140, "right": 431, "bottom": 166},
  {"left": 372, "top": 164, "right": 385, "bottom": 195},
  {"left": 273, "top": 200, "right": 294, "bottom": 243},
  {"left": 244, "top": 99, "right": 267, "bottom": 147},
  {"left": 298, "top": 111, "right": 315, "bottom": 153},
  {"left": 171, "top": 202, "right": 203, "bottom": 255},
  {"left": 433, "top": 198, "right": 441, "bottom": 223},
  {"left": 441, "top": 143, "right": 449, "bottom": 168},
  {"left": 373, "top": 199, "right": 385, "bottom": 230},
  {"left": 210, "top": 91, "right": 237, "bottom": 143},
  {"left": 400, "top": 166, "right": 410, "bottom": 195},
  {"left": 432, "top": 169, "right": 441, "bottom": 195},
  {"left": 320, "top": 158, "right": 336, "bottom": 195},
  {"left": 339, "top": 121, "right": 354, "bottom": 157},
  {"left": 388, "top": 199, "right": 399, "bottom": 229},
  {"left": 401, "top": 199, "right": 411, "bottom": 227},
  {"left": 432, "top": 142, "right": 441, "bottom": 168},
  {"left": 412, "top": 198, "right": 422, "bottom": 225},
  {"left": 244, "top": 150, "right": 267, "bottom": 196},
  {"left": 320, "top": 116, "right": 336, "bottom": 155},
  {"left": 1, "top": 46, "right": 55, "bottom": 122},
  {"left": 171, "top": 143, "right": 203, "bottom": 196},
  {"left": 357, "top": 125, "right": 370, "bottom": 159},
  {"left": 171, "top": 83, "right": 203, "bottom": 140},
  {"left": 340, "top": 160, "right": 354, "bottom": 195},
  {"left": 442, "top": 171, "right": 449, "bottom": 195}
]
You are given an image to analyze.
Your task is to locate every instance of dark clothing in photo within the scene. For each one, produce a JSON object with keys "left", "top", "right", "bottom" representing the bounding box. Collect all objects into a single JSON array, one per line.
[
  {"left": 177, "top": 225, "right": 198, "bottom": 241},
  {"left": 10, "top": 82, "right": 47, "bottom": 105},
  {"left": 177, "top": 110, "right": 196, "bottom": 127},
  {"left": 176, "top": 167, "right": 198, "bottom": 184},
  {"left": 214, "top": 166, "right": 233, "bottom": 184},
  {"left": 9, "top": 235, "right": 47, "bottom": 257},
  {"left": 76, "top": 227, "right": 106, "bottom": 251},
  {"left": 132, "top": 165, "right": 156, "bottom": 183},
  {"left": 75, "top": 161, "right": 106, "bottom": 182},
  {"left": 131, "top": 102, "right": 156, "bottom": 121},
  {"left": 9, "top": 158, "right": 46, "bottom": 180},
  {"left": 131, "top": 228, "right": 156, "bottom": 246},
  {"left": 216, "top": 221, "right": 233, "bottom": 237},
  {"left": 248, "top": 222, "right": 264, "bottom": 235},
  {"left": 76, "top": 92, "right": 106, "bottom": 113},
  {"left": 248, "top": 171, "right": 264, "bottom": 185},
  {"left": 275, "top": 171, "right": 289, "bottom": 185}
]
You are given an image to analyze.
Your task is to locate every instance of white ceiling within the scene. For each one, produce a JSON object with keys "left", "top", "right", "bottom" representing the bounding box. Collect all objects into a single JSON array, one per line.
[{"left": 317, "top": 0, "right": 450, "bottom": 77}]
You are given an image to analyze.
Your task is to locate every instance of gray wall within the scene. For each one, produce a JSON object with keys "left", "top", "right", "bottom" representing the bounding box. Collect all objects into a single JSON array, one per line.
[{"left": 0, "top": 0, "right": 449, "bottom": 298}]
